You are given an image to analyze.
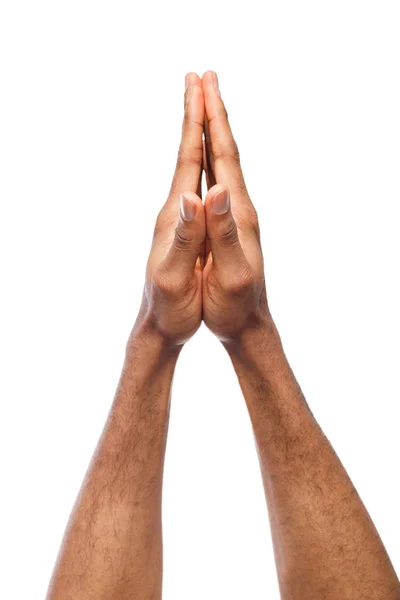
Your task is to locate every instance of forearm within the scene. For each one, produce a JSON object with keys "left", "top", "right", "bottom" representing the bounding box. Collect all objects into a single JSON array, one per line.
[
  {"left": 46, "top": 74, "right": 206, "bottom": 599},
  {"left": 47, "top": 320, "right": 179, "bottom": 600},
  {"left": 227, "top": 320, "right": 400, "bottom": 600}
]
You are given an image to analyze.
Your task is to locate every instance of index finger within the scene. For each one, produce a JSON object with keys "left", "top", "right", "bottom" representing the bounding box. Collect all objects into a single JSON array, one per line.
[
  {"left": 202, "top": 71, "right": 247, "bottom": 198},
  {"left": 169, "top": 72, "right": 204, "bottom": 200}
]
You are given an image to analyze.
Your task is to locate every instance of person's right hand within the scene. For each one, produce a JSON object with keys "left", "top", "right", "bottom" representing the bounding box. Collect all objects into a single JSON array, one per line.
[
  {"left": 136, "top": 73, "right": 205, "bottom": 347},
  {"left": 201, "top": 71, "right": 271, "bottom": 343}
]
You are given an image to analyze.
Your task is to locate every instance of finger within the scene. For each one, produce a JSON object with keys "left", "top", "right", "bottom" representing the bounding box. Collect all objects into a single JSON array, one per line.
[
  {"left": 204, "top": 184, "right": 249, "bottom": 273},
  {"left": 202, "top": 71, "right": 247, "bottom": 197},
  {"left": 169, "top": 73, "right": 204, "bottom": 198},
  {"left": 202, "top": 138, "right": 212, "bottom": 260},
  {"left": 203, "top": 115, "right": 216, "bottom": 188},
  {"left": 162, "top": 192, "right": 205, "bottom": 284}
]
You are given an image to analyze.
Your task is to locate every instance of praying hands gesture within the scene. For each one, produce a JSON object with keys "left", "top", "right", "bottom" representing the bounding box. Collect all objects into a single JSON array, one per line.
[
  {"left": 141, "top": 71, "right": 266, "bottom": 347},
  {"left": 46, "top": 72, "right": 400, "bottom": 600}
]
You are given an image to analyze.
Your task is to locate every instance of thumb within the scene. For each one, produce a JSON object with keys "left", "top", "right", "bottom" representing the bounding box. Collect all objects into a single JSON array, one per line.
[
  {"left": 205, "top": 185, "right": 247, "bottom": 271},
  {"left": 162, "top": 192, "right": 205, "bottom": 283}
]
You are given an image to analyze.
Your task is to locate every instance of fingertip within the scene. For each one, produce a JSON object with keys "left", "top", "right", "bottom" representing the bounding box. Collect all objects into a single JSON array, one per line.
[
  {"left": 201, "top": 72, "right": 222, "bottom": 123},
  {"left": 180, "top": 193, "right": 197, "bottom": 222},
  {"left": 180, "top": 191, "right": 205, "bottom": 221},
  {"left": 202, "top": 71, "right": 220, "bottom": 96},
  {"left": 184, "top": 82, "right": 204, "bottom": 115},
  {"left": 185, "top": 72, "right": 201, "bottom": 89},
  {"left": 203, "top": 184, "right": 243, "bottom": 268},
  {"left": 168, "top": 191, "right": 205, "bottom": 270},
  {"left": 202, "top": 70, "right": 217, "bottom": 84},
  {"left": 205, "top": 184, "right": 228, "bottom": 210},
  {"left": 184, "top": 73, "right": 203, "bottom": 103},
  {"left": 181, "top": 190, "right": 203, "bottom": 207},
  {"left": 212, "top": 188, "right": 230, "bottom": 215}
]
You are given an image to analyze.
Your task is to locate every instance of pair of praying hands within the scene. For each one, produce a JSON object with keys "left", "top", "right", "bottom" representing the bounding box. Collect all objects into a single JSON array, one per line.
[{"left": 141, "top": 71, "right": 268, "bottom": 347}]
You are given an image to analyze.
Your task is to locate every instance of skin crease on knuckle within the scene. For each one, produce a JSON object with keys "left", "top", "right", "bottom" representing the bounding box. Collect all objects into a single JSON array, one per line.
[
  {"left": 152, "top": 269, "right": 193, "bottom": 302},
  {"left": 212, "top": 142, "right": 240, "bottom": 164},
  {"left": 216, "top": 220, "right": 239, "bottom": 247},
  {"left": 154, "top": 210, "right": 176, "bottom": 241},
  {"left": 240, "top": 206, "right": 260, "bottom": 233},
  {"left": 176, "top": 148, "right": 203, "bottom": 170},
  {"left": 173, "top": 223, "right": 195, "bottom": 250},
  {"left": 222, "top": 267, "right": 255, "bottom": 297},
  {"left": 45, "top": 71, "right": 400, "bottom": 600}
]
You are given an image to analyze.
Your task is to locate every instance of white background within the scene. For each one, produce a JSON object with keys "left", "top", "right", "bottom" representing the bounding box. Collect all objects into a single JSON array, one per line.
[{"left": 1, "top": 1, "right": 399, "bottom": 598}]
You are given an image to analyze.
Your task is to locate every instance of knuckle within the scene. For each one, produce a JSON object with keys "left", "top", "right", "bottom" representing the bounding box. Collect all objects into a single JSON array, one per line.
[
  {"left": 234, "top": 203, "right": 260, "bottom": 237},
  {"left": 243, "top": 206, "right": 260, "bottom": 232},
  {"left": 153, "top": 212, "right": 165, "bottom": 237},
  {"left": 152, "top": 270, "right": 169, "bottom": 295},
  {"left": 218, "top": 221, "right": 239, "bottom": 246},
  {"left": 153, "top": 269, "right": 181, "bottom": 299},
  {"left": 183, "top": 109, "right": 203, "bottom": 132},
  {"left": 173, "top": 223, "right": 193, "bottom": 250},
  {"left": 224, "top": 267, "right": 254, "bottom": 295},
  {"left": 213, "top": 139, "right": 240, "bottom": 164},
  {"left": 176, "top": 146, "right": 202, "bottom": 170},
  {"left": 252, "top": 215, "right": 260, "bottom": 233},
  {"left": 154, "top": 210, "right": 174, "bottom": 238},
  {"left": 183, "top": 108, "right": 194, "bottom": 128}
]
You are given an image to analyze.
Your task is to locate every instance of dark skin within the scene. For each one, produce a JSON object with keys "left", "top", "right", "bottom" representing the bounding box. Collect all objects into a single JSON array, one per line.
[{"left": 46, "top": 71, "right": 400, "bottom": 600}]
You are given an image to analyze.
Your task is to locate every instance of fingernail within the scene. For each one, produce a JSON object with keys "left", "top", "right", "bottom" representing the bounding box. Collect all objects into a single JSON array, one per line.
[
  {"left": 211, "top": 71, "right": 221, "bottom": 96},
  {"left": 180, "top": 194, "right": 196, "bottom": 221},
  {"left": 212, "top": 188, "right": 230, "bottom": 214},
  {"left": 185, "top": 74, "right": 189, "bottom": 90}
]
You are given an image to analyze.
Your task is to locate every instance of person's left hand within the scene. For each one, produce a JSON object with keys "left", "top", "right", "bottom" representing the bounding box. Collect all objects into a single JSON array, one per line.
[{"left": 200, "top": 71, "right": 269, "bottom": 344}]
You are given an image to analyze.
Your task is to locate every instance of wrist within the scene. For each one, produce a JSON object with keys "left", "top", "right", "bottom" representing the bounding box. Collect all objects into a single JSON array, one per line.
[
  {"left": 124, "top": 313, "right": 182, "bottom": 387},
  {"left": 223, "top": 313, "right": 279, "bottom": 354},
  {"left": 129, "top": 299, "right": 187, "bottom": 354},
  {"left": 223, "top": 314, "right": 285, "bottom": 373}
]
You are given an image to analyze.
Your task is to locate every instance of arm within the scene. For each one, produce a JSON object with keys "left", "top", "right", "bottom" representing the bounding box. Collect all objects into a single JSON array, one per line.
[
  {"left": 230, "top": 324, "right": 400, "bottom": 599},
  {"left": 46, "top": 72, "right": 206, "bottom": 600},
  {"left": 201, "top": 70, "right": 400, "bottom": 599},
  {"left": 47, "top": 327, "right": 177, "bottom": 600}
]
